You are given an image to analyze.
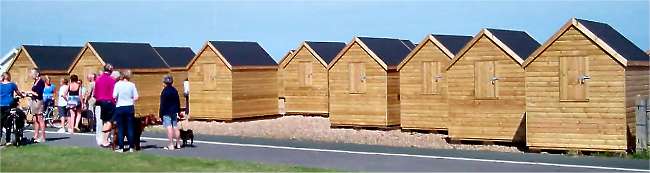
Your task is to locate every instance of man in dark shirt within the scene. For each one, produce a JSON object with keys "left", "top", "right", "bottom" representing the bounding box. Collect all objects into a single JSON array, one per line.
[
  {"left": 159, "top": 75, "right": 181, "bottom": 150},
  {"left": 28, "top": 68, "right": 46, "bottom": 143}
]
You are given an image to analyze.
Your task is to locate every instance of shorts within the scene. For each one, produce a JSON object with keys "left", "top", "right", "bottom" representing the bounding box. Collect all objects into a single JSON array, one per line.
[
  {"left": 162, "top": 115, "right": 178, "bottom": 128},
  {"left": 43, "top": 98, "right": 54, "bottom": 108},
  {"left": 96, "top": 101, "right": 115, "bottom": 122},
  {"left": 58, "top": 106, "right": 69, "bottom": 117},
  {"left": 29, "top": 99, "right": 44, "bottom": 115},
  {"left": 67, "top": 96, "right": 81, "bottom": 109}
]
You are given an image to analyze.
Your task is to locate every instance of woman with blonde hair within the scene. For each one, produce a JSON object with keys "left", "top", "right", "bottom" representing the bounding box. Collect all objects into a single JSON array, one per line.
[{"left": 113, "top": 70, "right": 139, "bottom": 152}]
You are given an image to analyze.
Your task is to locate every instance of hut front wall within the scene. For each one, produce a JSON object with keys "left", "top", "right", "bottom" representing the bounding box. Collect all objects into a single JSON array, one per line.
[
  {"left": 447, "top": 35, "right": 526, "bottom": 142},
  {"left": 329, "top": 43, "right": 390, "bottom": 126},
  {"left": 8, "top": 52, "right": 36, "bottom": 107},
  {"left": 399, "top": 40, "right": 450, "bottom": 130},
  {"left": 232, "top": 69, "right": 278, "bottom": 118},
  {"left": 282, "top": 46, "right": 328, "bottom": 114},
  {"left": 188, "top": 49, "right": 233, "bottom": 120},
  {"left": 526, "top": 27, "right": 628, "bottom": 150},
  {"left": 70, "top": 50, "right": 103, "bottom": 82},
  {"left": 625, "top": 66, "right": 649, "bottom": 149}
]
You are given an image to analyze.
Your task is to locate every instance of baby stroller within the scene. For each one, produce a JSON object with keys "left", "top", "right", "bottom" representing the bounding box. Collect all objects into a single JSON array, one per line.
[{"left": 3, "top": 96, "right": 27, "bottom": 146}]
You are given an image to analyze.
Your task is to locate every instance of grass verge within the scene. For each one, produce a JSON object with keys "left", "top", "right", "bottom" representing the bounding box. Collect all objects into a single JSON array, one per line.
[
  {"left": 591, "top": 149, "right": 650, "bottom": 160},
  {"left": 1, "top": 144, "right": 334, "bottom": 172}
]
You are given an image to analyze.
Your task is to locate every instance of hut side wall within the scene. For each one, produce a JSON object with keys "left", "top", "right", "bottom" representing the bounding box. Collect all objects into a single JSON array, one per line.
[
  {"left": 386, "top": 70, "right": 400, "bottom": 126},
  {"left": 171, "top": 70, "right": 188, "bottom": 108},
  {"left": 526, "top": 27, "right": 628, "bottom": 150},
  {"left": 329, "top": 43, "right": 390, "bottom": 126},
  {"left": 282, "top": 46, "right": 328, "bottom": 114},
  {"left": 447, "top": 35, "right": 526, "bottom": 142},
  {"left": 232, "top": 69, "right": 278, "bottom": 118},
  {"left": 130, "top": 72, "right": 167, "bottom": 117},
  {"left": 399, "top": 40, "right": 450, "bottom": 130},
  {"left": 625, "top": 66, "right": 649, "bottom": 149},
  {"left": 188, "top": 49, "right": 233, "bottom": 120}
]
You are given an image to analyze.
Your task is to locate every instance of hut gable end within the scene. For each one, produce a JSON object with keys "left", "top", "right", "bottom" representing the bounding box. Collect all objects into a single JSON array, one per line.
[{"left": 524, "top": 18, "right": 649, "bottom": 68}]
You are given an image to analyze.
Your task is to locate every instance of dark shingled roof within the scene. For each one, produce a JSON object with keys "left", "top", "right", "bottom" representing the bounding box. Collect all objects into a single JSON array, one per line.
[
  {"left": 209, "top": 41, "right": 277, "bottom": 66},
  {"left": 305, "top": 41, "right": 346, "bottom": 64},
  {"left": 401, "top": 40, "right": 416, "bottom": 50},
  {"left": 357, "top": 37, "right": 415, "bottom": 66},
  {"left": 89, "top": 42, "right": 169, "bottom": 69},
  {"left": 154, "top": 47, "right": 196, "bottom": 68},
  {"left": 22, "top": 45, "right": 82, "bottom": 71},
  {"left": 576, "top": 19, "right": 649, "bottom": 61},
  {"left": 485, "top": 29, "right": 540, "bottom": 60},
  {"left": 431, "top": 34, "right": 473, "bottom": 55}
]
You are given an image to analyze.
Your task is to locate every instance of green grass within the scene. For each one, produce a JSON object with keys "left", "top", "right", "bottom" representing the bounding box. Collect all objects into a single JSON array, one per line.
[
  {"left": 1, "top": 144, "right": 334, "bottom": 172},
  {"left": 591, "top": 149, "right": 650, "bottom": 160}
]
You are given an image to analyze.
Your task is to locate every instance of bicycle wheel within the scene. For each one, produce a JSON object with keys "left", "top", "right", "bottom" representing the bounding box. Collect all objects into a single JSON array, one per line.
[{"left": 45, "top": 107, "right": 57, "bottom": 128}]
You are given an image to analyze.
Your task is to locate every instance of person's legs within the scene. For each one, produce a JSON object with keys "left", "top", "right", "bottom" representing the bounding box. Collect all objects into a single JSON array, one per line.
[
  {"left": 74, "top": 107, "right": 81, "bottom": 131},
  {"left": 67, "top": 108, "right": 75, "bottom": 133},
  {"left": 115, "top": 107, "right": 125, "bottom": 150},
  {"left": 37, "top": 114, "right": 45, "bottom": 141},
  {"left": 101, "top": 102, "right": 115, "bottom": 146},
  {"left": 171, "top": 116, "right": 180, "bottom": 148},
  {"left": 58, "top": 106, "right": 67, "bottom": 130},
  {"left": 1, "top": 106, "right": 9, "bottom": 143},
  {"left": 125, "top": 106, "right": 136, "bottom": 151},
  {"left": 163, "top": 115, "right": 173, "bottom": 148},
  {"left": 94, "top": 105, "right": 102, "bottom": 145}
]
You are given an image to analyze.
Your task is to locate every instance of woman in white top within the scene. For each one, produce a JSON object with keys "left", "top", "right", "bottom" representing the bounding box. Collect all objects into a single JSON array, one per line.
[
  {"left": 112, "top": 70, "right": 138, "bottom": 152},
  {"left": 183, "top": 78, "right": 189, "bottom": 116},
  {"left": 56, "top": 78, "right": 69, "bottom": 132}
]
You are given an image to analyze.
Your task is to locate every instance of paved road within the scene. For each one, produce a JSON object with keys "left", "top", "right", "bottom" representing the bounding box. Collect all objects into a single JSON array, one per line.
[{"left": 19, "top": 130, "right": 650, "bottom": 172}]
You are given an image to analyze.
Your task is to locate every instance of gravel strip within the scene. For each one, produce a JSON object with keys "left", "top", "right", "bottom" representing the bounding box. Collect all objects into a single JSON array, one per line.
[{"left": 149, "top": 116, "right": 521, "bottom": 153}]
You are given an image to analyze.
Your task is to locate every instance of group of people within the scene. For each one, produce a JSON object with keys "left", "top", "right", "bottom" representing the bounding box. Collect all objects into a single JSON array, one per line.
[{"left": 0, "top": 64, "right": 190, "bottom": 152}]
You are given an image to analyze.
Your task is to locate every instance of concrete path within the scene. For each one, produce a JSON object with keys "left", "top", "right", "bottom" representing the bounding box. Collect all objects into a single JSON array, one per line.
[{"left": 19, "top": 130, "right": 650, "bottom": 172}]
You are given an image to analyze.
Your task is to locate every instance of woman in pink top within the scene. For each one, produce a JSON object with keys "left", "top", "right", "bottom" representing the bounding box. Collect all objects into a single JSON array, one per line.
[{"left": 94, "top": 64, "right": 116, "bottom": 147}]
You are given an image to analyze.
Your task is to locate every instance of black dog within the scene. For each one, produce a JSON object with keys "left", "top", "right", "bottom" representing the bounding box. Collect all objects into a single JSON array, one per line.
[{"left": 179, "top": 129, "right": 193, "bottom": 147}]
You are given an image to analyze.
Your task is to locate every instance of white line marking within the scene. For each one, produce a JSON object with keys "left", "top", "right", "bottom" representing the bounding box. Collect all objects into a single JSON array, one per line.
[{"left": 29, "top": 130, "right": 649, "bottom": 172}]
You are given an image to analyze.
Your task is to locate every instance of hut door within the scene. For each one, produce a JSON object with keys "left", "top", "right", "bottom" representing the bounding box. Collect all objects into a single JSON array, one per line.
[
  {"left": 202, "top": 63, "right": 217, "bottom": 91},
  {"left": 560, "top": 57, "right": 588, "bottom": 101},
  {"left": 298, "top": 61, "right": 312, "bottom": 87},
  {"left": 474, "top": 61, "right": 496, "bottom": 99},
  {"left": 349, "top": 62, "right": 366, "bottom": 94},
  {"left": 422, "top": 61, "right": 440, "bottom": 94}
]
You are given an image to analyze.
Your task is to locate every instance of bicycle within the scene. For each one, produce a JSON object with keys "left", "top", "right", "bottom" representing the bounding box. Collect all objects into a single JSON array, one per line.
[
  {"left": 5, "top": 95, "right": 27, "bottom": 146},
  {"left": 43, "top": 102, "right": 62, "bottom": 128}
]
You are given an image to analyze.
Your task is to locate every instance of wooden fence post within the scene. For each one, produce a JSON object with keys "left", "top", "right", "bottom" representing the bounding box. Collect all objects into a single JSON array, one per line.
[{"left": 636, "top": 95, "right": 648, "bottom": 151}]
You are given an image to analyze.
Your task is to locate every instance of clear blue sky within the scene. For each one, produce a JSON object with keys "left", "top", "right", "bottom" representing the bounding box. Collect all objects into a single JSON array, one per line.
[{"left": 1, "top": 0, "right": 648, "bottom": 62}]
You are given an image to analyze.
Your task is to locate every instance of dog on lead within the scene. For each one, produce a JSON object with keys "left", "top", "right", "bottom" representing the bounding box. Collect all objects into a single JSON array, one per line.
[
  {"left": 178, "top": 110, "right": 194, "bottom": 147},
  {"left": 107, "top": 114, "right": 160, "bottom": 151}
]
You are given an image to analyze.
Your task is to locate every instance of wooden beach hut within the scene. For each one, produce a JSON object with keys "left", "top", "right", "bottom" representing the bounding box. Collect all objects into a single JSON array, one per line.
[
  {"left": 397, "top": 34, "right": 472, "bottom": 131},
  {"left": 7, "top": 45, "right": 82, "bottom": 106},
  {"left": 523, "top": 18, "right": 650, "bottom": 151},
  {"left": 154, "top": 47, "right": 196, "bottom": 108},
  {"left": 278, "top": 41, "right": 346, "bottom": 115},
  {"left": 327, "top": 37, "right": 415, "bottom": 128},
  {"left": 186, "top": 41, "right": 278, "bottom": 120},
  {"left": 446, "top": 29, "right": 540, "bottom": 143},
  {"left": 67, "top": 42, "right": 170, "bottom": 117}
]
